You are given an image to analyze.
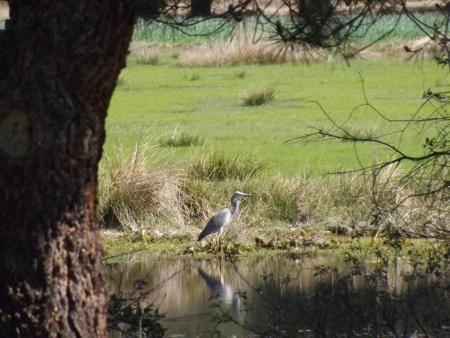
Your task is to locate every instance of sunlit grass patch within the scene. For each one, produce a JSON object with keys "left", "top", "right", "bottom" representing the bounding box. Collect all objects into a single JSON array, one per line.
[{"left": 106, "top": 60, "right": 442, "bottom": 175}]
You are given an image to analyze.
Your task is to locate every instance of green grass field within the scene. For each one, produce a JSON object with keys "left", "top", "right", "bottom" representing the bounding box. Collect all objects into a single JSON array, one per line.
[{"left": 106, "top": 58, "right": 447, "bottom": 176}]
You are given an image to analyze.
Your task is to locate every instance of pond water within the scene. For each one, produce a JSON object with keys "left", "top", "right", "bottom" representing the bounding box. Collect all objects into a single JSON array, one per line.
[{"left": 106, "top": 254, "right": 449, "bottom": 337}]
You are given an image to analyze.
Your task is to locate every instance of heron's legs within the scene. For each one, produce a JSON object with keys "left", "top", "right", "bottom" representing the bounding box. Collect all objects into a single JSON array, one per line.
[{"left": 219, "top": 227, "right": 224, "bottom": 252}]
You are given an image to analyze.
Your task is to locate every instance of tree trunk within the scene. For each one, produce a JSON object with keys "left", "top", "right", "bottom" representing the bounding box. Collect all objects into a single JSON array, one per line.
[
  {"left": 136, "top": 0, "right": 165, "bottom": 18},
  {"left": 190, "top": 0, "right": 213, "bottom": 17},
  {"left": 0, "top": 1, "right": 135, "bottom": 337}
]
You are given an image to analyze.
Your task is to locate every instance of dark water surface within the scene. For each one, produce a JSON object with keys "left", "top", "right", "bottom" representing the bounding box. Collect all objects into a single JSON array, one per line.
[{"left": 106, "top": 254, "right": 450, "bottom": 337}]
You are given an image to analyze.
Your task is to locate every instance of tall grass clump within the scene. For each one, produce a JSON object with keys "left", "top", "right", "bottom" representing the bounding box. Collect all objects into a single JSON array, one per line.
[
  {"left": 159, "top": 132, "right": 205, "bottom": 147},
  {"left": 133, "top": 18, "right": 233, "bottom": 44},
  {"left": 235, "top": 70, "right": 246, "bottom": 79},
  {"left": 96, "top": 126, "right": 444, "bottom": 240},
  {"left": 186, "top": 72, "right": 201, "bottom": 81},
  {"left": 337, "top": 124, "right": 379, "bottom": 141},
  {"left": 98, "top": 139, "right": 442, "bottom": 239},
  {"left": 134, "top": 53, "right": 159, "bottom": 65},
  {"left": 241, "top": 86, "right": 276, "bottom": 106},
  {"left": 237, "top": 172, "right": 376, "bottom": 229},
  {"left": 132, "top": 14, "right": 443, "bottom": 46},
  {"left": 239, "top": 173, "right": 316, "bottom": 225},
  {"left": 187, "top": 152, "right": 266, "bottom": 181},
  {"left": 256, "top": 176, "right": 308, "bottom": 223},
  {"left": 178, "top": 178, "right": 211, "bottom": 221},
  {"left": 358, "top": 13, "right": 446, "bottom": 43},
  {"left": 179, "top": 40, "right": 325, "bottom": 67},
  {"left": 98, "top": 141, "right": 186, "bottom": 233},
  {"left": 116, "top": 73, "right": 130, "bottom": 88},
  {"left": 247, "top": 168, "right": 440, "bottom": 236}
]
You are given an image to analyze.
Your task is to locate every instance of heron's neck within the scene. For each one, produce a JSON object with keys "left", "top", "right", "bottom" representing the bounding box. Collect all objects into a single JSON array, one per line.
[{"left": 230, "top": 197, "right": 239, "bottom": 219}]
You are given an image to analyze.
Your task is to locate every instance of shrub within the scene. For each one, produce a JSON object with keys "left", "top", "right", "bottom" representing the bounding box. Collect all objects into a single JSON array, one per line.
[{"left": 241, "top": 86, "right": 276, "bottom": 106}]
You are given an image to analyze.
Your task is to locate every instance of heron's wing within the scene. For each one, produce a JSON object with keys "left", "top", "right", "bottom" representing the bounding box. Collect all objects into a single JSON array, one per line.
[{"left": 198, "top": 208, "right": 232, "bottom": 241}]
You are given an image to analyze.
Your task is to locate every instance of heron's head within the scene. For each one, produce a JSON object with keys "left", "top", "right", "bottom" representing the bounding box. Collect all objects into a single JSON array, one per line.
[
  {"left": 230, "top": 191, "right": 251, "bottom": 211},
  {"left": 231, "top": 191, "right": 251, "bottom": 199}
]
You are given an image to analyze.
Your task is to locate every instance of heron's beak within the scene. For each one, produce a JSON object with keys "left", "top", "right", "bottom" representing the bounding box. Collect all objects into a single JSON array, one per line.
[{"left": 234, "top": 191, "right": 252, "bottom": 197}]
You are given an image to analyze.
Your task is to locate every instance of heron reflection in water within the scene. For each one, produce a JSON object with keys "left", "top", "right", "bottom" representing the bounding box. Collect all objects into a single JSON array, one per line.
[{"left": 198, "top": 267, "right": 246, "bottom": 323}]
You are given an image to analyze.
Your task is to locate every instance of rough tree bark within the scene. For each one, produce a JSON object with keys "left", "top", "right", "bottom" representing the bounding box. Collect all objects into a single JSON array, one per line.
[
  {"left": 0, "top": 1, "right": 135, "bottom": 337},
  {"left": 190, "top": 0, "right": 214, "bottom": 17},
  {"left": 136, "top": 0, "right": 165, "bottom": 18}
]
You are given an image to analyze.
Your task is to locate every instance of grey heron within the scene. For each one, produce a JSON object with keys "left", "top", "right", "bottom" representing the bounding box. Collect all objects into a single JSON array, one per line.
[{"left": 198, "top": 191, "right": 251, "bottom": 242}]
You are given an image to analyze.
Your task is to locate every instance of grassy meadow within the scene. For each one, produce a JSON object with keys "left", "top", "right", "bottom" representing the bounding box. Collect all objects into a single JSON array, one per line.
[
  {"left": 100, "top": 13, "right": 449, "bottom": 255},
  {"left": 106, "top": 60, "right": 445, "bottom": 175}
]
